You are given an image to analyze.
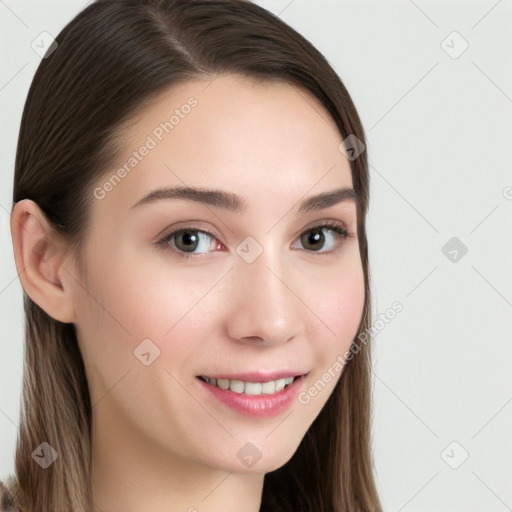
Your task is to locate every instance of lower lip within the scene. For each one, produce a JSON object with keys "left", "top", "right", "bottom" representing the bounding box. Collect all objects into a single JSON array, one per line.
[{"left": 197, "top": 376, "right": 304, "bottom": 418}]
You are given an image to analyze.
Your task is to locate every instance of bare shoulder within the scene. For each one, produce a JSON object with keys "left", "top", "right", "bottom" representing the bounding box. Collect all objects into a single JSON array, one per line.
[{"left": 0, "top": 479, "right": 21, "bottom": 512}]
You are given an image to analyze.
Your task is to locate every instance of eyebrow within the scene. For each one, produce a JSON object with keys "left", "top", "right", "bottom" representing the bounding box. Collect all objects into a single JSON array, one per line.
[{"left": 130, "top": 185, "right": 359, "bottom": 214}]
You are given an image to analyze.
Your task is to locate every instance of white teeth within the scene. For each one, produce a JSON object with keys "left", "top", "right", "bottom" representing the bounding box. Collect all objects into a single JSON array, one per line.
[
  {"left": 244, "top": 382, "right": 262, "bottom": 395},
  {"left": 275, "top": 378, "right": 285, "bottom": 392},
  {"left": 217, "top": 378, "right": 230, "bottom": 390},
  {"left": 201, "top": 376, "right": 297, "bottom": 395},
  {"left": 229, "top": 380, "right": 245, "bottom": 393},
  {"left": 261, "top": 381, "right": 275, "bottom": 394}
]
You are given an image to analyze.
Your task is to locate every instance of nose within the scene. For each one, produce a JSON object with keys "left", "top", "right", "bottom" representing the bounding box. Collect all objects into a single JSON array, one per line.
[{"left": 225, "top": 244, "right": 304, "bottom": 347}]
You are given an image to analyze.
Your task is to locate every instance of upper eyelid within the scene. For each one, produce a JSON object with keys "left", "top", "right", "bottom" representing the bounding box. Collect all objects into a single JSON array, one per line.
[{"left": 159, "top": 219, "right": 349, "bottom": 241}]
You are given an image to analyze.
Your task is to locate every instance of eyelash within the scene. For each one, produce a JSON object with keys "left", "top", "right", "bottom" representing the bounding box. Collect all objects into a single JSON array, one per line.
[{"left": 156, "top": 220, "right": 350, "bottom": 259}]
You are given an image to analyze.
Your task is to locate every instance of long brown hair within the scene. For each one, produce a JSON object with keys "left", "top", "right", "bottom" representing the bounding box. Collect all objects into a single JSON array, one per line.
[{"left": 8, "top": 1, "right": 382, "bottom": 510}]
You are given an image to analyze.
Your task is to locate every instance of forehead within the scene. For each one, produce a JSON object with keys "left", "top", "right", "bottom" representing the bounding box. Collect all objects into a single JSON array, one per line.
[{"left": 93, "top": 73, "right": 353, "bottom": 214}]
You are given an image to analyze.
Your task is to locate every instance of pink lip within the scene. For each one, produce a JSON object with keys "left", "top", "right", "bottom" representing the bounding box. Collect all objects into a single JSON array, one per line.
[{"left": 197, "top": 375, "right": 305, "bottom": 418}]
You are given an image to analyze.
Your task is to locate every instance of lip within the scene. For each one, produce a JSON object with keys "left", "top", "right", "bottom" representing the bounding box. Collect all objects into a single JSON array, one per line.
[{"left": 197, "top": 374, "right": 306, "bottom": 418}]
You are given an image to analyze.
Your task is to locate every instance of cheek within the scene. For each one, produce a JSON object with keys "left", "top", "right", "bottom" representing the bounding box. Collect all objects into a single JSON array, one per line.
[
  {"left": 310, "top": 261, "right": 365, "bottom": 363},
  {"left": 73, "top": 248, "right": 219, "bottom": 382},
  {"left": 292, "top": 263, "right": 365, "bottom": 424},
  {"left": 75, "top": 247, "right": 186, "bottom": 339}
]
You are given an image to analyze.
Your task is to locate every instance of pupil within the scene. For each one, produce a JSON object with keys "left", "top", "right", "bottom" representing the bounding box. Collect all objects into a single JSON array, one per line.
[
  {"left": 303, "top": 229, "right": 323, "bottom": 250},
  {"left": 178, "top": 230, "right": 198, "bottom": 252}
]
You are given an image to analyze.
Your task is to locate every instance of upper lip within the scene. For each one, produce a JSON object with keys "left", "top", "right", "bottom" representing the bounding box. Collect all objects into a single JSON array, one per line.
[{"left": 197, "top": 370, "right": 308, "bottom": 382}]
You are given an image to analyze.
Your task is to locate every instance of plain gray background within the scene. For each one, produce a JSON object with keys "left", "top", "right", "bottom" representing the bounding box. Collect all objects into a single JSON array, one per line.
[{"left": 1, "top": 1, "right": 511, "bottom": 510}]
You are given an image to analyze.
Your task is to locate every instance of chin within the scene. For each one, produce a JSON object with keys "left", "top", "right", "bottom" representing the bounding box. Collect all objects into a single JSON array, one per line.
[{"left": 212, "top": 434, "right": 304, "bottom": 475}]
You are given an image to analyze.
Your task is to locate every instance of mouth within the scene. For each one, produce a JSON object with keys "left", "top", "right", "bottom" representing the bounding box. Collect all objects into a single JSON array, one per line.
[
  {"left": 197, "top": 375, "right": 301, "bottom": 396},
  {"left": 196, "top": 372, "right": 307, "bottom": 418}
]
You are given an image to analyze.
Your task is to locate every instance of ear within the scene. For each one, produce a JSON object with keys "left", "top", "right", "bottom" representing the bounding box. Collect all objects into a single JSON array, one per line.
[{"left": 10, "top": 199, "right": 76, "bottom": 323}]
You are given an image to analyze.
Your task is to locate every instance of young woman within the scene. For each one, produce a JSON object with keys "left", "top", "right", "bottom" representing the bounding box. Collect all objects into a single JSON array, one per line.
[{"left": 2, "top": 1, "right": 382, "bottom": 510}]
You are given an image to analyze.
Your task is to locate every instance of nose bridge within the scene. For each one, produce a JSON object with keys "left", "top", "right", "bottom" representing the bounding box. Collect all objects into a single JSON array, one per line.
[{"left": 226, "top": 237, "right": 301, "bottom": 345}]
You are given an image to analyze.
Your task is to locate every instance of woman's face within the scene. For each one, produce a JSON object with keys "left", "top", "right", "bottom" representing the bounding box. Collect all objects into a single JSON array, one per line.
[{"left": 71, "top": 74, "right": 365, "bottom": 475}]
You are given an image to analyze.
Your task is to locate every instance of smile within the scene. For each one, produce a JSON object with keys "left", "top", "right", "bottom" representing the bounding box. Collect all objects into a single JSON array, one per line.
[{"left": 197, "top": 373, "right": 305, "bottom": 418}]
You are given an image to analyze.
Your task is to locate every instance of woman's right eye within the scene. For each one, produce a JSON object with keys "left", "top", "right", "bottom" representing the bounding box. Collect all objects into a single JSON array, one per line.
[{"left": 157, "top": 228, "right": 222, "bottom": 258}]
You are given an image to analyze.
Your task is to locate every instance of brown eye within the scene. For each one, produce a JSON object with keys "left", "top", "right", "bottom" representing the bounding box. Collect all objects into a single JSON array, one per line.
[
  {"left": 300, "top": 229, "right": 325, "bottom": 251},
  {"left": 293, "top": 223, "right": 349, "bottom": 253},
  {"left": 174, "top": 230, "right": 201, "bottom": 253},
  {"left": 160, "top": 229, "right": 217, "bottom": 255}
]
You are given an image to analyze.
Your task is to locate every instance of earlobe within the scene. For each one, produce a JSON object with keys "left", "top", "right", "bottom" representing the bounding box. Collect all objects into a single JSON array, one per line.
[{"left": 10, "top": 199, "right": 76, "bottom": 323}]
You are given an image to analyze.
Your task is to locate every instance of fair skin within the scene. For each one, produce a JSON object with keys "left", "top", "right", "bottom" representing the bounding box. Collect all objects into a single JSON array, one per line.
[{"left": 11, "top": 74, "right": 364, "bottom": 512}]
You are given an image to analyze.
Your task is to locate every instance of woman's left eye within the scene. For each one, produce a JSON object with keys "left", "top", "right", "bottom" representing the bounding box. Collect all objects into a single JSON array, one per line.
[
  {"left": 292, "top": 223, "right": 349, "bottom": 253},
  {"left": 156, "top": 221, "right": 349, "bottom": 259}
]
